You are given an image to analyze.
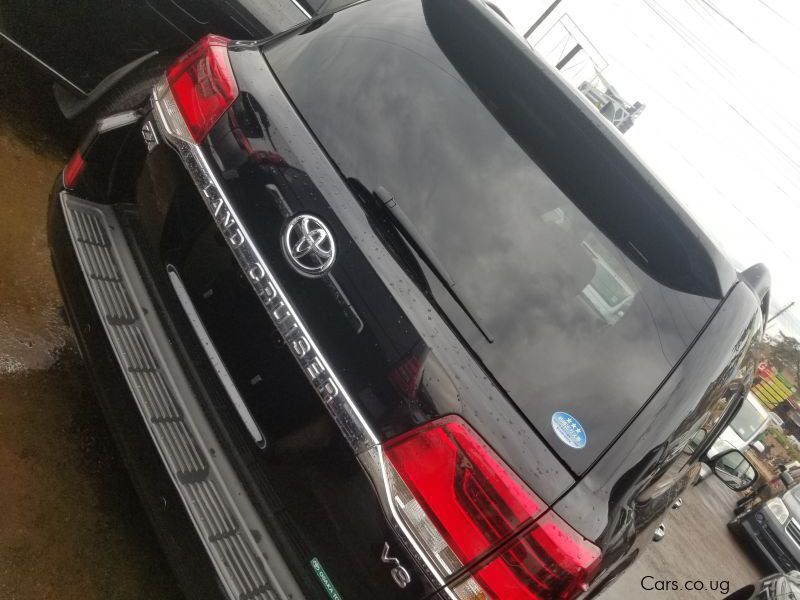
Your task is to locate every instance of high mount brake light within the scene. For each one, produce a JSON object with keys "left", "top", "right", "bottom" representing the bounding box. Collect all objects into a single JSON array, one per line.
[
  {"left": 384, "top": 417, "right": 600, "bottom": 599},
  {"left": 161, "top": 34, "right": 238, "bottom": 143}
]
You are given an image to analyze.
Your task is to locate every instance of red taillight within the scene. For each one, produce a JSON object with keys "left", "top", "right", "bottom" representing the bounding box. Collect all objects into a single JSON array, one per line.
[
  {"left": 384, "top": 417, "right": 600, "bottom": 599},
  {"left": 455, "top": 512, "right": 602, "bottom": 599},
  {"left": 63, "top": 149, "right": 86, "bottom": 189},
  {"left": 166, "top": 34, "right": 238, "bottom": 143}
]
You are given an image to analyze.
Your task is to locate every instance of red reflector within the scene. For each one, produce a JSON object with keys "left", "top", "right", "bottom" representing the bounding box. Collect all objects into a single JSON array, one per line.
[
  {"left": 63, "top": 150, "right": 85, "bottom": 189},
  {"left": 385, "top": 417, "right": 600, "bottom": 599},
  {"left": 385, "top": 417, "right": 545, "bottom": 564},
  {"left": 388, "top": 349, "right": 426, "bottom": 398},
  {"left": 166, "top": 34, "right": 238, "bottom": 143}
]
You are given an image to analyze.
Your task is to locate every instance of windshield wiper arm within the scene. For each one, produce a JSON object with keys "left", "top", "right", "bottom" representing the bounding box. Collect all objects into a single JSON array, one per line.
[{"left": 373, "top": 186, "right": 494, "bottom": 343}]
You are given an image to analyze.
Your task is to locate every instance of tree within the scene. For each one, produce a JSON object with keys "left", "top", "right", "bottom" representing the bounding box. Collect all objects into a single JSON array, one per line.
[{"left": 766, "top": 333, "right": 800, "bottom": 384}]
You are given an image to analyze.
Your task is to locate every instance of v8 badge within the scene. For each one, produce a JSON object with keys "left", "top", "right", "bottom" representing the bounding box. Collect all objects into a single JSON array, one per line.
[{"left": 381, "top": 542, "right": 412, "bottom": 589}]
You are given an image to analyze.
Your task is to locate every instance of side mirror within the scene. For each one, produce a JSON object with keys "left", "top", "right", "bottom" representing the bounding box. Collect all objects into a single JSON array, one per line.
[
  {"left": 712, "top": 450, "right": 758, "bottom": 491},
  {"left": 751, "top": 440, "right": 766, "bottom": 454}
]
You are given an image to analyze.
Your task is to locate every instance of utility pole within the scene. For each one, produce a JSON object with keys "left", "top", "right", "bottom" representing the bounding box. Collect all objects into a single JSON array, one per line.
[
  {"left": 555, "top": 43, "right": 582, "bottom": 70},
  {"left": 524, "top": 0, "right": 563, "bottom": 39},
  {"left": 769, "top": 301, "right": 795, "bottom": 324}
]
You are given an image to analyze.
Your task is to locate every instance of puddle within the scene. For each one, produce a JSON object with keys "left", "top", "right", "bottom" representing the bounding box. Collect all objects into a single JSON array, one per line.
[
  {"left": 0, "top": 123, "right": 69, "bottom": 373},
  {"left": 0, "top": 47, "right": 182, "bottom": 599},
  {"left": 0, "top": 358, "right": 183, "bottom": 600}
]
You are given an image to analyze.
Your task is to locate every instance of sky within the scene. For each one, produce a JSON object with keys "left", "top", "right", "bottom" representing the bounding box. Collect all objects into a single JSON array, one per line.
[{"left": 493, "top": 0, "right": 800, "bottom": 338}]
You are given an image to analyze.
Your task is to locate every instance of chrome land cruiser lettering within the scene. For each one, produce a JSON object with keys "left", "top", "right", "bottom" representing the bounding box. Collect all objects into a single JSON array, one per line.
[
  {"left": 151, "top": 96, "right": 378, "bottom": 450},
  {"left": 244, "top": 255, "right": 340, "bottom": 404},
  {"left": 271, "top": 301, "right": 292, "bottom": 325},
  {"left": 205, "top": 187, "right": 244, "bottom": 248},
  {"left": 318, "top": 379, "right": 340, "bottom": 404},
  {"left": 291, "top": 336, "right": 311, "bottom": 358}
]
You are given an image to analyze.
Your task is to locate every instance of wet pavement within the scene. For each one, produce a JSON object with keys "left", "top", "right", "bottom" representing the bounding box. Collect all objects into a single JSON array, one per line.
[
  {"left": 598, "top": 478, "right": 766, "bottom": 599},
  {"left": 0, "top": 45, "right": 770, "bottom": 600},
  {"left": 0, "top": 46, "right": 182, "bottom": 600}
]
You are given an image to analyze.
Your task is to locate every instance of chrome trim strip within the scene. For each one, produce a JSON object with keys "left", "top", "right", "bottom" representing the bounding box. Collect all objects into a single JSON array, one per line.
[
  {"left": 96, "top": 110, "right": 141, "bottom": 134},
  {"left": 289, "top": 0, "right": 311, "bottom": 19},
  {"left": 152, "top": 85, "right": 379, "bottom": 453},
  {"left": 375, "top": 448, "right": 458, "bottom": 599},
  {"left": 786, "top": 518, "right": 800, "bottom": 549},
  {"left": 60, "top": 193, "right": 302, "bottom": 600},
  {"left": 166, "top": 264, "right": 267, "bottom": 449}
]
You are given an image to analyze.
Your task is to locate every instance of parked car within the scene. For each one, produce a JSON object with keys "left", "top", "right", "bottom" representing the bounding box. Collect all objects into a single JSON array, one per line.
[
  {"left": 730, "top": 483, "right": 800, "bottom": 573},
  {"left": 724, "top": 571, "right": 800, "bottom": 600},
  {"left": 698, "top": 392, "right": 772, "bottom": 480},
  {"left": 47, "top": 0, "right": 771, "bottom": 598},
  {"left": 733, "top": 465, "right": 794, "bottom": 517}
]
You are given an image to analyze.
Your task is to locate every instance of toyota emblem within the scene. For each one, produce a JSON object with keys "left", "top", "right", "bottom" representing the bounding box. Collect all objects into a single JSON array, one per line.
[{"left": 282, "top": 214, "right": 336, "bottom": 277}]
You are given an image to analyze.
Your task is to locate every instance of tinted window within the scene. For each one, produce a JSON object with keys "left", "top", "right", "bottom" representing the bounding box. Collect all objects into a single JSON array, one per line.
[{"left": 266, "top": 0, "right": 722, "bottom": 471}]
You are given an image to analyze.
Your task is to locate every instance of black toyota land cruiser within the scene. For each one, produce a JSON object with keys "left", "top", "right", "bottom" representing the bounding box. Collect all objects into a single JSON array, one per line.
[{"left": 48, "top": 0, "right": 771, "bottom": 598}]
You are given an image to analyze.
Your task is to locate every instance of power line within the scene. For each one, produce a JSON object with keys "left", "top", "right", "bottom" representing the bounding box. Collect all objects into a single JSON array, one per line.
[
  {"left": 641, "top": 0, "right": 800, "bottom": 175},
  {"left": 592, "top": 3, "right": 800, "bottom": 267},
  {"left": 601, "top": 25, "right": 800, "bottom": 208},
  {"left": 522, "top": 0, "right": 800, "bottom": 278},
  {"left": 524, "top": 0, "right": 563, "bottom": 39},
  {"left": 770, "top": 302, "right": 796, "bottom": 323}
]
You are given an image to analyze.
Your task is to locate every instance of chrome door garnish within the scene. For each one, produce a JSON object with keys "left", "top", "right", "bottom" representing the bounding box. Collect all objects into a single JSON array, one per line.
[{"left": 166, "top": 264, "right": 267, "bottom": 449}]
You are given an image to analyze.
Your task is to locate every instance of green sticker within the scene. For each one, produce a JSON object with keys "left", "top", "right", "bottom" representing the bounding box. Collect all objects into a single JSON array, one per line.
[{"left": 310, "top": 557, "right": 343, "bottom": 600}]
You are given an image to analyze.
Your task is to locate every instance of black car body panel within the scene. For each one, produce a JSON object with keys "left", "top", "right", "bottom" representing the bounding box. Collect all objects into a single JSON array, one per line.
[
  {"left": 46, "top": 0, "right": 768, "bottom": 597},
  {"left": 559, "top": 281, "right": 763, "bottom": 591},
  {"left": 0, "top": 0, "right": 356, "bottom": 98}
]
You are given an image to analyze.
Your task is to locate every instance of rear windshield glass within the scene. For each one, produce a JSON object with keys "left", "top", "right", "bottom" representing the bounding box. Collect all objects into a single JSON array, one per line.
[{"left": 266, "top": 0, "right": 721, "bottom": 472}]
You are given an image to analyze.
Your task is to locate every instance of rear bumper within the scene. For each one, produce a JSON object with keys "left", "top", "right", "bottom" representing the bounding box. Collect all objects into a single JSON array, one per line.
[
  {"left": 48, "top": 183, "right": 225, "bottom": 599},
  {"left": 50, "top": 99, "right": 446, "bottom": 599},
  {"left": 47, "top": 185, "right": 304, "bottom": 600}
]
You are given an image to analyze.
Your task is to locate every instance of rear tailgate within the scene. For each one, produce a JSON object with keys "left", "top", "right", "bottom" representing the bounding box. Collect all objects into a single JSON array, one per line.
[{"left": 262, "top": 0, "right": 733, "bottom": 475}]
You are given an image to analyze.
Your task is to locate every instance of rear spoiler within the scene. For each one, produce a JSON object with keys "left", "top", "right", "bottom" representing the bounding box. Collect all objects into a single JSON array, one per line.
[{"left": 738, "top": 263, "right": 771, "bottom": 326}]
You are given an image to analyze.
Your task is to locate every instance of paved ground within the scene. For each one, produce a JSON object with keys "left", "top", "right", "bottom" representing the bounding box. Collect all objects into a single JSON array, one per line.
[
  {"left": 598, "top": 477, "right": 765, "bottom": 599},
  {"left": 0, "top": 44, "right": 768, "bottom": 600},
  {"left": 0, "top": 46, "right": 183, "bottom": 600}
]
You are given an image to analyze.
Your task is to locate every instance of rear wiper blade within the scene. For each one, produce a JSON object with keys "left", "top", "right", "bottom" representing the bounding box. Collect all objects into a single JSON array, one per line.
[{"left": 372, "top": 186, "right": 494, "bottom": 343}]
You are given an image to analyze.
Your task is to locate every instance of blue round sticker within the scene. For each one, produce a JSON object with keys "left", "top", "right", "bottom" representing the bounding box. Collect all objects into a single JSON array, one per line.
[{"left": 551, "top": 412, "right": 587, "bottom": 449}]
